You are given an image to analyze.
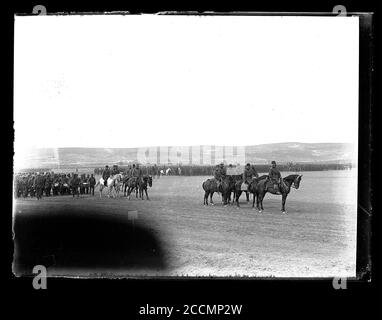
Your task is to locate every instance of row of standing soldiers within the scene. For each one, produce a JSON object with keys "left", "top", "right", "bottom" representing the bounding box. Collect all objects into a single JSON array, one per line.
[
  {"left": 14, "top": 172, "right": 97, "bottom": 198},
  {"left": 213, "top": 161, "right": 282, "bottom": 191}
]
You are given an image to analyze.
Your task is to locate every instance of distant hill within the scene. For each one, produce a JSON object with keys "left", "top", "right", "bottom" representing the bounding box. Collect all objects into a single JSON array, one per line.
[
  {"left": 244, "top": 142, "right": 355, "bottom": 164},
  {"left": 15, "top": 142, "right": 355, "bottom": 169}
]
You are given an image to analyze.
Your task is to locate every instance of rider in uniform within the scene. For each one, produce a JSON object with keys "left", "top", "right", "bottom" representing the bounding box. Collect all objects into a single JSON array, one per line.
[
  {"left": 268, "top": 161, "right": 282, "bottom": 194},
  {"left": 242, "top": 163, "right": 259, "bottom": 190},
  {"left": 214, "top": 162, "right": 226, "bottom": 189},
  {"left": 129, "top": 164, "right": 136, "bottom": 178},
  {"left": 102, "top": 165, "right": 111, "bottom": 186},
  {"left": 136, "top": 164, "right": 143, "bottom": 183}
]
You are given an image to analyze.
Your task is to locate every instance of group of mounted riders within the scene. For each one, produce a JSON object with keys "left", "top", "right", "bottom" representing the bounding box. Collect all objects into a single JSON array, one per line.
[
  {"left": 205, "top": 161, "right": 303, "bottom": 213},
  {"left": 213, "top": 161, "right": 283, "bottom": 192},
  {"left": 14, "top": 172, "right": 97, "bottom": 199},
  {"left": 100, "top": 164, "right": 152, "bottom": 199}
]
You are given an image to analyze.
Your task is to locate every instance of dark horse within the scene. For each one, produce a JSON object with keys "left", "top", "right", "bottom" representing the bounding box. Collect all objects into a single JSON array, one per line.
[
  {"left": 123, "top": 176, "right": 139, "bottom": 199},
  {"left": 234, "top": 175, "right": 268, "bottom": 208},
  {"left": 256, "top": 174, "right": 303, "bottom": 213},
  {"left": 138, "top": 175, "right": 153, "bottom": 200},
  {"left": 202, "top": 176, "right": 235, "bottom": 206}
]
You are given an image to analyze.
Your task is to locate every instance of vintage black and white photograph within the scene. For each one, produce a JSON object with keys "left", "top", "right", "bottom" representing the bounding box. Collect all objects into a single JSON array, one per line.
[{"left": 13, "top": 14, "right": 360, "bottom": 278}]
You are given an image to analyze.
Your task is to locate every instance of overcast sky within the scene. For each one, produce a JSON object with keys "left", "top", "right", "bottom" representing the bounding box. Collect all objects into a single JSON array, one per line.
[{"left": 14, "top": 15, "right": 359, "bottom": 152}]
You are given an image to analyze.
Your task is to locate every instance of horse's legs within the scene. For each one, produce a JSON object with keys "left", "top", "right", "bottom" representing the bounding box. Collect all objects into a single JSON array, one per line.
[
  {"left": 236, "top": 190, "right": 242, "bottom": 207},
  {"left": 145, "top": 188, "right": 149, "bottom": 200},
  {"left": 261, "top": 192, "right": 265, "bottom": 211},
  {"left": 252, "top": 192, "right": 257, "bottom": 208},
  {"left": 203, "top": 191, "right": 208, "bottom": 205},
  {"left": 258, "top": 192, "right": 265, "bottom": 212},
  {"left": 246, "top": 191, "right": 249, "bottom": 202},
  {"left": 210, "top": 192, "right": 214, "bottom": 205},
  {"left": 256, "top": 193, "right": 260, "bottom": 210},
  {"left": 281, "top": 193, "right": 287, "bottom": 213}
]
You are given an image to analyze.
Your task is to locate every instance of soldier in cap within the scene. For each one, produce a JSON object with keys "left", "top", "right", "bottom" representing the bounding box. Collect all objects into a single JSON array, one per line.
[
  {"left": 268, "top": 161, "right": 282, "bottom": 194},
  {"left": 85, "top": 174, "right": 90, "bottom": 194},
  {"left": 89, "top": 174, "right": 96, "bottom": 196},
  {"left": 213, "top": 162, "right": 226, "bottom": 189},
  {"left": 242, "top": 163, "right": 259, "bottom": 190},
  {"left": 71, "top": 173, "right": 81, "bottom": 198},
  {"left": 136, "top": 164, "right": 143, "bottom": 183},
  {"left": 102, "top": 165, "right": 111, "bottom": 186},
  {"left": 129, "top": 164, "right": 136, "bottom": 178},
  {"left": 34, "top": 172, "right": 45, "bottom": 200}
]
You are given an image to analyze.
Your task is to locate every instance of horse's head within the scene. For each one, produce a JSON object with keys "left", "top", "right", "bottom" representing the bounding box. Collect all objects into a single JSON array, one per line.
[{"left": 293, "top": 175, "right": 303, "bottom": 189}]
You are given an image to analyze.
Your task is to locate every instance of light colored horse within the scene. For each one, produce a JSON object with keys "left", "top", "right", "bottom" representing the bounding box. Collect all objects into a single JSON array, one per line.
[
  {"left": 113, "top": 173, "right": 124, "bottom": 197},
  {"left": 166, "top": 168, "right": 171, "bottom": 176},
  {"left": 95, "top": 174, "right": 122, "bottom": 198}
]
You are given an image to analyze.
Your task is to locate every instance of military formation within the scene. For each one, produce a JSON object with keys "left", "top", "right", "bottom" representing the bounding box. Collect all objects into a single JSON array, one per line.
[
  {"left": 14, "top": 160, "right": 285, "bottom": 200},
  {"left": 14, "top": 172, "right": 97, "bottom": 199}
]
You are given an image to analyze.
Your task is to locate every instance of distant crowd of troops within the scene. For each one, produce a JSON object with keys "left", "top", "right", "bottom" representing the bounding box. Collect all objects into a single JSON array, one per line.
[{"left": 14, "top": 172, "right": 97, "bottom": 199}]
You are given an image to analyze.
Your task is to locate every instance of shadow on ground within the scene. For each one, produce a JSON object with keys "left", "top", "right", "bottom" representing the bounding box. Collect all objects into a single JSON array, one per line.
[{"left": 13, "top": 207, "right": 168, "bottom": 276}]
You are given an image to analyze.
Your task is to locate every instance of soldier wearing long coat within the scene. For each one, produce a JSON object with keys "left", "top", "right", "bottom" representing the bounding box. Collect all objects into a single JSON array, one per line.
[{"left": 268, "top": 161, "right": 282, "bottom": 192}]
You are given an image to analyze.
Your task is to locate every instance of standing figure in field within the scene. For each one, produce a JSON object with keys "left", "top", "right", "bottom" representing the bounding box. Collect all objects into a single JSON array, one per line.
[
  {"left": 34, "top": 172, "right": 45, "bottom": 200},
  {"left": 79, "top": 174, "right": 86, "bottom": 195},
  {"left": 44, "top": 173, "right": 52, "bottom": 197},
  {"left": 70, "top": 173, "right": 81, "bottom": 198},
  {"left": 102, "top": 165, "right": 111, "bottom": 186},
  {"left": 52, "top": 174, "right": 61, "bottom": 196},
  {"left": 268, "top": 161, "right": 283, "bottom": 195},
  {"left": 85, "top": 174, "right": 90, "bottom": 194},
  {"left": 89, "top": 174, "right": 96, "bottom": 196},
  {"left": 61, "top": 174, "right": 70, "bottom": 195}
]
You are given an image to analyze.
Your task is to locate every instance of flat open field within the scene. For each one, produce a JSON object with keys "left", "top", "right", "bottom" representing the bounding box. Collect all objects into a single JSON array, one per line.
[{"left": 13, "top": 170, "right": 357, "bottom": 278}]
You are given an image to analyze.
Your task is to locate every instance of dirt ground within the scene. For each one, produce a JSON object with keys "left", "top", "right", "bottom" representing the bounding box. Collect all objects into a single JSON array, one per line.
[{"left": 13, "top": 170, "right": 357, "bottom": 278}]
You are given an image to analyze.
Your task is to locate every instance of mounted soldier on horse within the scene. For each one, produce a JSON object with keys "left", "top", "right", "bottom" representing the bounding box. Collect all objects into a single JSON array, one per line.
[
  {"left": 241, "top": 163, "right": 259, "bottom": 191},
  {"left": 102, "top": 165, "right": 111, "bottom": 186},
  {"left": 267, "top": 161, "right": 284, "bottom": 195}
]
